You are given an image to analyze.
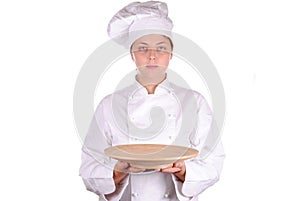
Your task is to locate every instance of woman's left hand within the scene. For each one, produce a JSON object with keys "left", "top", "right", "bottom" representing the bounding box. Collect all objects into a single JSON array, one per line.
[{"left": 161, "top": 161, "right": 186, "bottom": 182}]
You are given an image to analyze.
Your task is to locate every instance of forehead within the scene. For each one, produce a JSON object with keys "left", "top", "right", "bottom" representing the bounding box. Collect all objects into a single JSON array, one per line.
[{"left": 132, "top": 34, "right": 171, "bottom": 46}]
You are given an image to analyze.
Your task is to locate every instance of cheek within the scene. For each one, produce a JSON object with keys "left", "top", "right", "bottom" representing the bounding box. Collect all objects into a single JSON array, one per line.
[
  {"left": 159, "top": 55, "right": 171, "bottom": 66},
  {"left": 134, "top": 55, "right": 147, "bottom": 65}
]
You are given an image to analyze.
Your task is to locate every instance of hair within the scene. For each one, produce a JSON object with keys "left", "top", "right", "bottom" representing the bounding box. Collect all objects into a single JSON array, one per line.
[{"left": 167, "top": 36, "right": 174, "bottom": 51}]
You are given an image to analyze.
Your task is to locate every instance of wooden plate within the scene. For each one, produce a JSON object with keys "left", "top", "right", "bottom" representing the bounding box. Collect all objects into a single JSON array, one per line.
[{"left": 104, "top": 144, "right": 199, "bottom": 169}]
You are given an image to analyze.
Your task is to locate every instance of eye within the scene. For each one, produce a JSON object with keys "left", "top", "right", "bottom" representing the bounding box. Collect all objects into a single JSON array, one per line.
[
  {"left": 157, "top": 46, "right": 167, "bottom": 52},
  {"left": 138, "top": 46, "right": 148, "bottom": 52}
]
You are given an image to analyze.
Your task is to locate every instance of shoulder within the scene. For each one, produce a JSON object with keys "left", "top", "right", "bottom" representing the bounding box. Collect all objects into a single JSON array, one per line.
[
  {"left": 169, "top": 82, "right": 207, "bottom": 104},
  {"left": 95, "top": 83, "right": 136, "bottom": 110}
]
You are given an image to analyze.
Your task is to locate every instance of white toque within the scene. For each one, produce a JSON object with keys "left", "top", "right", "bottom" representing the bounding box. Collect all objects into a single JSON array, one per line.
[{"left": 107, "top": 1, "right": 173, "bottom": 49}]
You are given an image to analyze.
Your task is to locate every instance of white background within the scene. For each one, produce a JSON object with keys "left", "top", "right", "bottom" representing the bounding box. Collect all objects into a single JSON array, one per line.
[{"left": 1, "top": 0, "right": 300, "bottom": 200}]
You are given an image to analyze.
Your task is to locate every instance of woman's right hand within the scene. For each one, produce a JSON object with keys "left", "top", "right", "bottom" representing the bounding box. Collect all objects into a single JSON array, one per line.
[{"left": 113, "top": 161, "right": 146, "bottom": 185}]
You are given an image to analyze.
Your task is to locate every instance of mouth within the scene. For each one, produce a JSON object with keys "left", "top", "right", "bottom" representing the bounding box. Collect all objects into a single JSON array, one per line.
[{"left": 145, "top": 65, "right": 159, "bottom": 69}]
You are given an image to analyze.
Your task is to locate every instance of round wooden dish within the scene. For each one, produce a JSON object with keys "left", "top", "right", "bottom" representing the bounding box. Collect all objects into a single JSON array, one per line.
[{"left": 104, "top": 144, "right": 199, "bottom": 169}]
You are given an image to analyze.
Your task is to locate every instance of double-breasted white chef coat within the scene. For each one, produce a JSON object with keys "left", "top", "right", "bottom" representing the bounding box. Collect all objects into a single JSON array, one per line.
[{"left": 80, "top": 78, "right": 225, "bottom": 201}]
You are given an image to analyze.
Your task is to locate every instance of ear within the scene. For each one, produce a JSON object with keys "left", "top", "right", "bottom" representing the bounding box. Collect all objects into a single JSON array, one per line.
[
  {"left": 130, "top": 52, "right": 136, "bottom": 62},
  {"left": 169, "top": 53, "right": 173, "bottom": 60}
]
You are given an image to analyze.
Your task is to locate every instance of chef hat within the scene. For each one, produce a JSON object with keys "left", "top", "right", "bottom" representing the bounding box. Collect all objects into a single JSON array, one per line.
[{"left": 107, "top": 1, "right": 173, "bottom": 49}]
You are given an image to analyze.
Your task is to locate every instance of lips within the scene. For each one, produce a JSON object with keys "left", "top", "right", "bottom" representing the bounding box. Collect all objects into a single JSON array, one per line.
[{"left": 146, "top": 65, "right": 159, "bottom": 69}]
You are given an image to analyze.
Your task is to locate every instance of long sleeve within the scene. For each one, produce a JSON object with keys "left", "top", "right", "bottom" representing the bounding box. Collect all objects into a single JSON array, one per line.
[
  {"left": 171, "top": 142, "right": 224, "bottom": 200},
  {"left": 182, "top": 141, "right": 224, "bottom": 196},
  {"left": 172, "top": 93, "right": 225, "bottom": 200},
  {"left": 79, "top": 99, "right": 129, "bottom": 200}
]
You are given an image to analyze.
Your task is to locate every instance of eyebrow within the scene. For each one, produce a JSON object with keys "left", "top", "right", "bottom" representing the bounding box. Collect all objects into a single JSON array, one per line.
[
  {"left": 156, "top": 41, "right": 168, "bottom": 45},
  {"left": 136, "top": 41, "right": 168, "bottom": 46},
  {"left": 137, "top": 42, "right": 149, "bottom": 46}
]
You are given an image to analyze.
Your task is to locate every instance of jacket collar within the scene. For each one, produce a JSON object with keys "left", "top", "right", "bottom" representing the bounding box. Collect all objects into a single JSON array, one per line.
[{"left": 132, "top": 74, "right": 174, "bottom": 97}]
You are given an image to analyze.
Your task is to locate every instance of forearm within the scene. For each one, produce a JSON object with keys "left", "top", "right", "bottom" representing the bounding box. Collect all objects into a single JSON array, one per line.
[
  {"left": 182, "top": 143, "right": 225, "bottom": 196},
  {"left": 170, "top": 142, "right": 225, "bottom": 198},
  {"left": 80, "top": 152, "right": 130, "bottom": 199}
]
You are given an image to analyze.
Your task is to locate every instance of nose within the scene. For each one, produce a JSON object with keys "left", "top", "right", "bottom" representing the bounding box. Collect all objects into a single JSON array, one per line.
[{"left": 148, "top": 49, "right": 156, "bottom": 61}]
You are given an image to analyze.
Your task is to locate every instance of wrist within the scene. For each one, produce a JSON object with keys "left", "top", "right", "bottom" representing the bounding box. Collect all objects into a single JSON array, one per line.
[
  {"left": 174, "top": 169, "right": 186, "bottom": 182},
  {"left": 113, "top": 170, "right": 128, "bottom": 185}
]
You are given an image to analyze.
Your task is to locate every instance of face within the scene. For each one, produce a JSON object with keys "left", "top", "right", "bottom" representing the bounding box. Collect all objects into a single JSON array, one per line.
[{"left": 130, "top": 34, "right": 173, "bottom": 84}]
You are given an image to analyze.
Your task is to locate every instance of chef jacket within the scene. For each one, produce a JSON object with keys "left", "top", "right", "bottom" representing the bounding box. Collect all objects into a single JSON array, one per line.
[{"left": 80, "top": 78, "right": 225, "bottom": 201}]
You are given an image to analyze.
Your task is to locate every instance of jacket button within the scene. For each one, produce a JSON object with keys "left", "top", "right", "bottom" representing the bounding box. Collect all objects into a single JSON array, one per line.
[
  {"left": 132, "top": 192, "right": 138, "bottom": 197},
  {"left": 164, "top": 193, "right": 169, "bottom": 198}
]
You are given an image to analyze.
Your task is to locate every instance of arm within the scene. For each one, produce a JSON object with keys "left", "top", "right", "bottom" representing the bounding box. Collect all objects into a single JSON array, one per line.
[
  {"left": 166, "top": 93, "right": 225, "bottom": 199},
  {"left": 180, "top": 141, "right": 225, "bottom": 196},
  {"left": 161, "top": 141, "right": 224, "bottom": 199},
  {"left": 79, "top": 101, "right": 129, "bottom": 200}
]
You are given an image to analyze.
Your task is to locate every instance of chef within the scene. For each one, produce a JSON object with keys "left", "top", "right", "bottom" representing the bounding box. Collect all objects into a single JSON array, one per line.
[{"left": 79, "top": 1, "right": 225, "bottom": 200}]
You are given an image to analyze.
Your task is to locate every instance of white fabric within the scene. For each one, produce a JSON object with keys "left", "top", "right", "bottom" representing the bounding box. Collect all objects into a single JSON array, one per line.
[
  {"left": 79, "top": 79, "right": 225, "bottom": 201},
  {"left": 107, "top": 1, "right": 173, "bottom": 48}
]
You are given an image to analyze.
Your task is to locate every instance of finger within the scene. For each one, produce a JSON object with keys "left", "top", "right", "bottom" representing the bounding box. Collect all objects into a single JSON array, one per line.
[
  {"left": 173, "top": 161, "right": 186, "bottom": 173},
  {"left": 161, "top": 167, "right": 181, "bottom": 173},
  {"left": 173, "top": 161, "right": 184, "bottom": 168},
  {"left": 115, "top": 161, "right": 130, "bottom": 173},
  {"left": 128, "top": 167, "right": 146, "bottom": 173},
  {"left": 119, "top": 161, "right": 130, "bottom": 168}
]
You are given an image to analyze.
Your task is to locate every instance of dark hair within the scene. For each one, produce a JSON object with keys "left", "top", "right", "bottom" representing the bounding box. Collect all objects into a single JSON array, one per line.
[{"left": 167, "top": 36, "right": 174, "bottom": 51}]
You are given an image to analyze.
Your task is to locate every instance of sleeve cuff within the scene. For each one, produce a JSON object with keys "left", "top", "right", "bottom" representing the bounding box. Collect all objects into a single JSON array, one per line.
[
  {"left": 82, "top": 178, "right": 116, "bottom": 195},
  {"left": 171, "top": 174, "right": 193, "bottom": 200},
  {"left": 181, "top": 160, "right": 219, "bottom": 196},
  {"left": 105, "top": 175, "right": 130, "bottom": 200}
]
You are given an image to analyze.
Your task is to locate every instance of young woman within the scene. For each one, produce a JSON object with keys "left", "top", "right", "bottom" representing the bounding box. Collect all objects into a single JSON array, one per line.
[{"left": 80, "top": 1, "right": 225, "bottom": 200}]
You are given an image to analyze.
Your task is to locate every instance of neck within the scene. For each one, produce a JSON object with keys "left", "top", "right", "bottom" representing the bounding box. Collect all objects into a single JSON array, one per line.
[
  {"left": 136, "top": 74, "right": 166, "bottom": 94},
  {"left": 144, "top": 85, "right": 158, "bottom": 94}
]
